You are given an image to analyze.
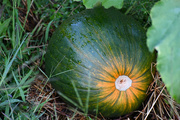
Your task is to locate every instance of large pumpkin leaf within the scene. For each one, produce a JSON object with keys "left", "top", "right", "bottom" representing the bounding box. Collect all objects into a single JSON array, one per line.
[
  {"left": 74, "top": 0, "right": 123, "bottom": 9},
  {"left": 147, "top": 0, "right": 180, "bottom": 103}
]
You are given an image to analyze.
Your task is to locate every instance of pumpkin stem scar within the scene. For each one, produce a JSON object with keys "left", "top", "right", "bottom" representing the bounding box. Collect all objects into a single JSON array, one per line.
[{"left": 115, "top": 75, "right": 132, "bottom": 91}]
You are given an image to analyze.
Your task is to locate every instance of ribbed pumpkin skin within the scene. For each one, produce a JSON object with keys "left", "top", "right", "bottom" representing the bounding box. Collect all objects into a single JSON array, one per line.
[{"left": 45, "top": 7, "right": 155, "bottom": 118}]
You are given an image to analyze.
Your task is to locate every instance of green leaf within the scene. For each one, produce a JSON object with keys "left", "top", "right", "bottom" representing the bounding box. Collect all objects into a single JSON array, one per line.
[
  {"left": 81, "top": 0, "right": 123, "bottom": 9},
  {"left": 101, "top": 0, "right": 123, "bottom": 9},
  {"left": 147, "top": 0, "right": 180, "bottom": 103}
]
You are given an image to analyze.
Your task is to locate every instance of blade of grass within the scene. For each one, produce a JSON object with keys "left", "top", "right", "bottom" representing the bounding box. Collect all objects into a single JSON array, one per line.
[
  {"left": 12, "top": 71, "right": 26, "bottom": 102},
  {"left": 12, "top": 0, "right": 16, "bottom": 48},
  {"left": 4, "top": 106, "right": 10, "bottom": 120},
  {"left": 0, "top": 17, "right": 11, "bottom": 35},
  {"left": 0, "top": 34, "right": 28, "bottom": 87},
  {"left": 71, "top": 80, "right": 83, "bottom": 107},
  {"left": 1, "top": 112, "right": 12, "bottom": 120},
  {"left": 51, "top": 69, "right": 74, "bottom": 78},
  {"left": 51, "top": 56, "right": 65, "bottom": 76},
  {"left": 4, "top": 50, "right": 43, "bottom": 84},
  {"left": 15, "top": 7, "right": 23, "bottom": 59},
  {"left": 0, "top": 99, "right": 23, "bottom": 107},
  {"left": 125, "top": 1, "right": 137, "bottom": 15},
  {"left": 0, "top": 40, "right": 7, "bottom": 56},
  {"left": 85, "top": 72, "right": 91, "bottom": 116},
  {"left": 57, "top": 91, "right": 82, "bottom": 110},
  {"left": 95, "top": 95, "right": 99, "bottom": 119},
  {"left": 45, "top": 20, "right": 53, "bottom": 43},
  {"left": 33, "top": 91, "right": 54, "bottom": 114},
  {"left": 20, "top": 68, "right": 34, "bottom": 85},
  {"left": 70, "top": 108, "right": 78, "bottom": 120},
  {"left": 22, "top": 0, "right": 34, "bottom": 29},
  {"left": 53, "top": 102, "right": 58, "bottom": 120}
]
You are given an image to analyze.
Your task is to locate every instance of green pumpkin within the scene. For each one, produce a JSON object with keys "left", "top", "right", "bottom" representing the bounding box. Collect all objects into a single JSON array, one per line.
[{"left": 45, "top": 7, "right": 156, "bottom": 118}]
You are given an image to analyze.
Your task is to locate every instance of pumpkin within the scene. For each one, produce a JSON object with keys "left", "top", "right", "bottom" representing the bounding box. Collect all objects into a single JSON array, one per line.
[{"left": 45, "top": 7, "right": 156, "bottom": 118}]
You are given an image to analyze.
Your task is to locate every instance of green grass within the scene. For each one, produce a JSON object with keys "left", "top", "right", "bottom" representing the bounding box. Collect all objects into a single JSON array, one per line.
[
  {"left": 1, "top": 0, "right": 179, "bottom": 119},
  {"left": 0, "top": 0, "right": 84, "bottom": 119}
]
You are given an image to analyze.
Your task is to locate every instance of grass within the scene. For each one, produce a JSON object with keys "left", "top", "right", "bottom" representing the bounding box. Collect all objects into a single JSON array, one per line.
[
  {"left": 0, "top": 0, "right": 84, "bottom": 119},
  {"left": 0, "top": 0, "right": 179, "bottom": 119}
]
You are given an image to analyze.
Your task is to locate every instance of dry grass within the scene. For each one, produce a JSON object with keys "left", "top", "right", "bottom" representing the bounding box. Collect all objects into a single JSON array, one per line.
[
  {"left": 26, "top": 75, "right": 98, "bottom": 120},
  {"left": 135, "top": 72, "right": 180, "bottom": 120},
  {"left": 26, "top": 67, "right": 180, "bottom": 120}
]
